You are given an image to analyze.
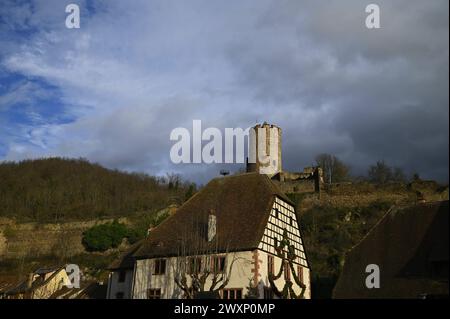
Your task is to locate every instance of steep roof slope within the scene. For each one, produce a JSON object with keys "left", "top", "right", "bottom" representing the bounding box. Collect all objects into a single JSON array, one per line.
[
  {"left": 333, "top": 201, "right": 449, "bottom": 298},
  {"left": 5, "top": 266, "right": 67, "bottom": 296},
  {"left": 133, "top": 173, "right": 293, "bottom": 259},
  {"left": 107, "top": 240, "right": 145, "bottom": 270}
]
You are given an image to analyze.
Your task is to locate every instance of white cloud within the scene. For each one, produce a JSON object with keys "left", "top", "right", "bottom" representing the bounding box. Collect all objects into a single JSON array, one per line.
[{"left": 0, "top": 0, "right": 448, "bottom": 182}]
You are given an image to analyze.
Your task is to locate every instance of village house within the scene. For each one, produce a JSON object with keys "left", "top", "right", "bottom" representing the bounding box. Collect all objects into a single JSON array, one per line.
[
  {"left": 3, "top": 266, "right": 72, "bottom": 299},
  {"left": 107, "top": 123, "right": 312, "bottom": 299},
  {"left": 106, "top": 241, "right": 142, "bottom": 299},
  {"left": 107, "top": 173, "right": 311, "bottom": 299},
  {"left": 1, "top": 265, "right": 107, "bottom": 299}
]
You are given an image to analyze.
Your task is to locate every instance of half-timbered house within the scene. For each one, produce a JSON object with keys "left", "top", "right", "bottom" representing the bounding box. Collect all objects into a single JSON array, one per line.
[{"left": 107, "top": 172, "right": 311, "bottom": 299}]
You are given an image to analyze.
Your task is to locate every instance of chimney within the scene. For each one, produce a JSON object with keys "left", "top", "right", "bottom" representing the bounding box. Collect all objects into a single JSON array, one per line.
[
  {"left": 26, "top": 273, "right": 34, "bottom": 289},
  {"left": 208, "top": 210, "right": 217, "bottom": 242}
]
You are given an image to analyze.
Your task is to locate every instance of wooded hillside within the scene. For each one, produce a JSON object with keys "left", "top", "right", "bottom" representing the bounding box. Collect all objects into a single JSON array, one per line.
[{"left": 0, "top": 158, "right": 193, "bottom": 222}]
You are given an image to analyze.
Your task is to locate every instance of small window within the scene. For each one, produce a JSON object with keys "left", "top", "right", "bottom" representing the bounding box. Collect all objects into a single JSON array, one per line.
[
  {"left": 263, "top": 287, "right": 274, "bottom": 299},
  {"left": 289, "top": 216, "right": 293, "bottom": 226},
  {"left": 268, "top": 255, "right": 274, "bottom": 275},
  {"left": 118, "top": 271, "right": 126, "bottom": 283},
  {"left": 147, "top": 288, "right": 161, "bottom": 299},
  {"left": 188, "top": 257, "right": 202, "bottom": 274},
  {"left": 298, "top": 265, "right": 304, "bottom": 284},
  {"left": 222, "top": 288, "right": 243, "bottom": 300},
  {"left": 154, "top": 259, "right": 166, "bottom": 275},
  {"left": 274, "top": 237, "right": 278, "bottom": 248},
  {"left": 116, "top": 292, "right": 124, "bottom": 299},
  {"left": 212, "top": 256, "right": 226, "bottom": 273},
  {"left": 284, "top": 262, "right": 291, "bottom": 281},
  {"left": 274, "top": 208, "right": 279, "bottom": 219}
]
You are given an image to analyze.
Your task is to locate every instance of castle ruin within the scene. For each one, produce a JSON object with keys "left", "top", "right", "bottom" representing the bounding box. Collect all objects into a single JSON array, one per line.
[{"left": 246, "top": 122, "right": 323, "bottom": 195}]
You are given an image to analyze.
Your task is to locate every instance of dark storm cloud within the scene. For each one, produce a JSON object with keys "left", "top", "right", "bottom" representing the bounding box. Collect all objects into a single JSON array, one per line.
[{"left": 225, "top": 0, "right": 449, "bottom": 181}]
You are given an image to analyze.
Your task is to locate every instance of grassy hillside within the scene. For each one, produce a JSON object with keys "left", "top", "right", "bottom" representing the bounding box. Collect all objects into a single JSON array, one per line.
[{"left": 0, "top": 158, "right": 194, "bottom": 222}]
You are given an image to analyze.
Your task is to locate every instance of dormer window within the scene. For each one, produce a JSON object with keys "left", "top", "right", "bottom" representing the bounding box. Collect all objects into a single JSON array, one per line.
[{"left": 208, "top": 213, "right": 217, "bottom": 242}]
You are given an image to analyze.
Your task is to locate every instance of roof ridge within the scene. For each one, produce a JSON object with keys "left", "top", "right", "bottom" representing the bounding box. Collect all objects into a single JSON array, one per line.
[
  {"left": 132, "top": 172, "right": 288, "bottom": 259},
  {"left": 343, "top": 200, "right": 449, "bottom": 259}
]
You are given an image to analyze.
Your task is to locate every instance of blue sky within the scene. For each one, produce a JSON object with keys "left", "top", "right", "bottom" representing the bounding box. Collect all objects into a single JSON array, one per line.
[{"left": 0, "top": 0, "right": 448, "bottom": 183}]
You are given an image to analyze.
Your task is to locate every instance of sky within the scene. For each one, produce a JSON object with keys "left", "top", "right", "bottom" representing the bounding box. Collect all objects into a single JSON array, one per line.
[{"left": 0, "top": 0, "right": 448, "bottom": 184}]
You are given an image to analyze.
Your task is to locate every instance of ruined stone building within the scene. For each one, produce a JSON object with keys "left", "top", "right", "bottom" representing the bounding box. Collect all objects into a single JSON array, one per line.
[{"left": 246, "top": 122, "right": 323, "bottom": 195}]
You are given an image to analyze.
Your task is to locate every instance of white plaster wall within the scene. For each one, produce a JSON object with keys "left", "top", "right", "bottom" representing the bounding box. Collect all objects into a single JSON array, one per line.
[
  {"left": 131, "top": 250, "right": 311, "bottom": 299},
  {"left": 32, "top": 269, "right": 72, "bottom": 299},
  {"left": 132, "top": 251, "right": 255, "bottom": 299},
  {"left": 107, "top": 270, "right": 134, "bottom": 299},
  {"left": 131, "top": 249, "right": 310, "bottom": 299}
]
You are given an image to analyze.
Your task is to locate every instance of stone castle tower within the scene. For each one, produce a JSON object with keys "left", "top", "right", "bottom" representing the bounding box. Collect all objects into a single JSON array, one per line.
[
  {"left": 246, "top": 122, "right": 323, "bottom": 195},
  {"left": 246, "top": 122, "right": 282, "bottom": 177}
]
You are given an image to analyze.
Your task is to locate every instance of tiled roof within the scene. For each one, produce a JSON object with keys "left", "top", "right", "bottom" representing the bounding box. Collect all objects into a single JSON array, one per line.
[
  {"left": 107, "top": 240, "right": 144, "bottom": 270},
  {"left": 49, "top": 282, "right": 107, "bottom": 299},
  {"left": 4, "top": 266, "right": 66, "bottom": 295},
  {"left": 132, "top": 173, "right": 293, "bottom": 259},
  {"left": 333, "top": 200, "right": 449, "bottom": 298}
]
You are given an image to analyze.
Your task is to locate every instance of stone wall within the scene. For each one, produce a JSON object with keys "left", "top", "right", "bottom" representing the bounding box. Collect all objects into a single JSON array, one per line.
[
  {"left": 273, "top": 180, "right": 316, "bottom": 194},
  {"left": 0, "top": 218, "right": 128, "bottom": 259}
]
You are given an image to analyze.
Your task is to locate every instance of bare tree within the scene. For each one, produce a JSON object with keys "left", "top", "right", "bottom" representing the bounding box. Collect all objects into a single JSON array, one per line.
[
  {"left": 368, "top": 160, "right": 405, "bottom": 184},
  {"left": 166, "top": 173, "right": 181, "bottom": 190},
  {"left": 315, "top": 153, "right": 349, "bottom": 184}
]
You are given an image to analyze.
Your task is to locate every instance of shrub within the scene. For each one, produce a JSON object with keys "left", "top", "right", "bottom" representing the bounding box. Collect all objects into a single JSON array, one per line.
[
  {"left": 2, "top": 226, "right": 18, "bottom": 239},
  {"left": 126, "top": 211, "right": 170, "bottom": 244},
  {"left": 82, "top": 220, "right": 128, "bottom": 252},
  {"left": 126, "top": 227, "right": 147, "bottom": 244}
]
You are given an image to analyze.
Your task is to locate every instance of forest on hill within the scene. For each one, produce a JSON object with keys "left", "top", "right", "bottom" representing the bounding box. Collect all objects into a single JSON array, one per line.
[{"left": 0, "top": 158, "right": 196, "bottom": 222}]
